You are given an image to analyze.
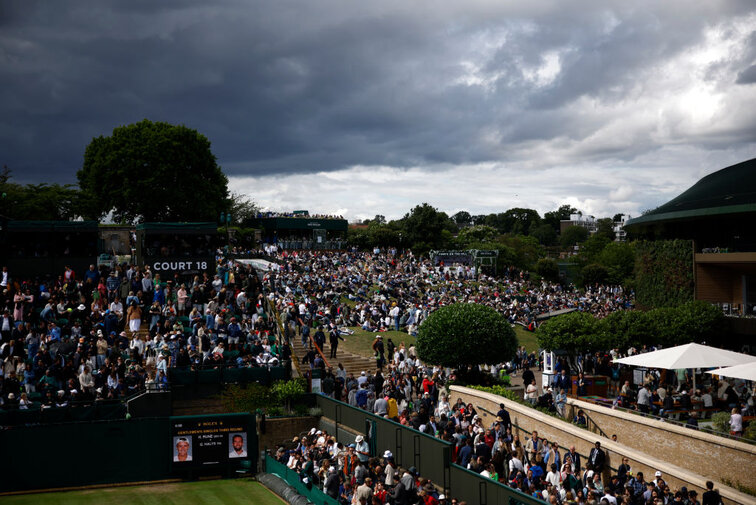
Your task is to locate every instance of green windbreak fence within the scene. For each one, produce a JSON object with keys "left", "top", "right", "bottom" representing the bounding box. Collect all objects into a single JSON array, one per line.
[
  {"left": 0, "top": 401, "right": 126, "bottom": 426},
  {"left": 0, "top": 417, "right": 171, "bottom": 491},
  {"left": 316, "top": 395, "right": 451, "bottom": 493},
  {"left": 314, "top": 395, "right": 544, "bottom": 505},
  {"left": 266, "top": 454, "right": 339, "bottom": 505},
  {"left": 169, "top": 366, "right": 287, "bottom": 387}
]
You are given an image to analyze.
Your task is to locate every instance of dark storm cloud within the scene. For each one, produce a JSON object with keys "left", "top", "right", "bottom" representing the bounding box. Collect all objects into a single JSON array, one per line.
[{"left": 1, "top": 0, "right": 754, "bottom": 184}]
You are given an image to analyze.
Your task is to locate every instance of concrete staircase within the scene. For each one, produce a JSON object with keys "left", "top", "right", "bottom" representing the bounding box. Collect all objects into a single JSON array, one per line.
[{"left": 289, "top": 335, "right": 377, "bottom": 377}]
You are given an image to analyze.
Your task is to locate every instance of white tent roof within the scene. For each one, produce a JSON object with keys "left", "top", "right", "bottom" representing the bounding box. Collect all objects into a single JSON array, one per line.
[
  {"left": 706, "top": 361, "right": 756, "bottom": 381},
  {"left": 612, "top": 343, "right": 754, "bottom": 370}
]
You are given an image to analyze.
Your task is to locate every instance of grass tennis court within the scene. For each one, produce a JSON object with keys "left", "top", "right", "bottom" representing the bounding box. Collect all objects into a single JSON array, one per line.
[{"left": 1, "top": 479, "right": 284, "bottom": 505}]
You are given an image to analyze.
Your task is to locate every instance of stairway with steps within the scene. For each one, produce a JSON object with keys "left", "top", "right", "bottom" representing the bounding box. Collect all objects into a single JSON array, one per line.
[{"left": 289, "top": 334, "right": 378, "bottom": 376}]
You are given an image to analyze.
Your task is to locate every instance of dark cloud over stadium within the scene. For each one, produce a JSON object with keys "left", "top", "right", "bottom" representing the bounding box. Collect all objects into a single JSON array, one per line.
[{"left": 1, "top": 1, "right": 755, "bottom": 220}]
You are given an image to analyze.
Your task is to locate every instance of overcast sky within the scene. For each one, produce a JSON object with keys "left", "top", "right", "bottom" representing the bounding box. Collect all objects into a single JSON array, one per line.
[{"left": 2, "top": 1, "right": 755, "bottom": 221}]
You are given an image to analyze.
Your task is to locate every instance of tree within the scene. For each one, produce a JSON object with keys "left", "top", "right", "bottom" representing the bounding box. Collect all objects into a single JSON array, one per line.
[
  {"left": 501, "top": 208, "right": 542, "bottom": 236},
  {"left": 544, "top": 205, "right": 577, "bottom": 233},
  {"left": 536, "top": 311, "right": 607, "bottom": 356},
  {"left": 595, "top": 218, "right": 616, "bottom": 241},
  {"left": 452, "top": 211, "right": 472, "bottom": 228},
  {"left": 581, "top": 263, "right": 609, "bottom": 286},
  {"left": 560, "top": 225, "right": 589, "bottom": 249},
  {"left": 456, "top": 225, "right": 499, "bottom": 247},
  {"left": 77, "top": 119, "right": 229, "bottom": 223},
  {"left": 228, "top": 192, "right": 259, "bottom": 225},
  {"left": 531, "top": 223, "right": 557, "bottom": 246},
  {"left": 0, "top": 166, "right": 82, "bottom": 220},
  {"left": 599, "top": 242, "right": 635, "bottom": 285},
  {"left": 397, "top": 203, "right": 455, "bottom": 254},
  {"left": 416, "top": 303, "right": 517, "bottom": 368},
  {"left": 535, "top": 258, "right": 560, "bottom": 283}
]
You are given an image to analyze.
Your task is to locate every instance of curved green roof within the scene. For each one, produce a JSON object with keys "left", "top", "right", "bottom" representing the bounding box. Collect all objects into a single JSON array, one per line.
[{"left": 626, "top": 158, "right": 756, "bottom": 228}]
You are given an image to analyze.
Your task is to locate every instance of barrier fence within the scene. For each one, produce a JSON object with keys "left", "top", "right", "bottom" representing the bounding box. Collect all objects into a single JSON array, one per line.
[
  {"left": 0, "top": 413, "right": 258, "bottom": 492},
  {"left": 313, "top": 395, "right": 543, "bottom": 505},
  {"left": 0, "top": 400, "right": 126, "bottom": 426},
  {"left": 169, "top": 365, "right": 288, "bottom": 399},
  {"left": 265, "top": 454, "right": 339, "bottom": 505}
]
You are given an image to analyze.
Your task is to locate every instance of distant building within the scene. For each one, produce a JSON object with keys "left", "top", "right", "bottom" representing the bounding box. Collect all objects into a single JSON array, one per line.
[
  {"left": 625, "top": 157, "right": 756, "bottom": 319},
  {"left": 560, "top": 213, "right": 597, "bottom": 235},
  {"left": 613, "top": 214, "right": 630, "bottom": 242}
]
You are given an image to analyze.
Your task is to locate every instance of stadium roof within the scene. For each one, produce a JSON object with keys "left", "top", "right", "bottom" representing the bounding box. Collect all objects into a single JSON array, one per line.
[{"left": 625, "top": 158, "right": 756, "bottom": 229}]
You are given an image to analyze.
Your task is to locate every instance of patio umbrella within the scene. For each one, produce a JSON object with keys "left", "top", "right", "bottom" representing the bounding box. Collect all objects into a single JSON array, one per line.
[
  {"left": 612, "top": 343, "right": 755, "bottom": 390},
  {"left": 706, "top": 361, "right": 756, "bottom": 382}
]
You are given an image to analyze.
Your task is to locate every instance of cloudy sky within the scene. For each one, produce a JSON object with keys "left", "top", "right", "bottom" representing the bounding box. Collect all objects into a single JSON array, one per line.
[{"left": 2, "top": 1, "right": 755, "bottom": 221}]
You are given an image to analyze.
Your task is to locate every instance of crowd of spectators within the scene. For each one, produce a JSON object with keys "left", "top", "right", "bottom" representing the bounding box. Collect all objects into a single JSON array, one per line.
[
  {"left": 274, "top": 368, "right": 726, "bottom": 505},
  {"left": 262, "top": 250, "right": 632, "bottom": 337},
  {"left": 0, "top": 258, "right": 289, "bottom": 410}
]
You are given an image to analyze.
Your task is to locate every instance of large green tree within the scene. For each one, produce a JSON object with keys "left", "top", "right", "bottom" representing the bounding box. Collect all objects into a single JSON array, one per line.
[
  {"left": 416, "top": 303, "right": 517, "bottom": 368},
  {"left": 77, "top": 119, "right": 229, "bottom": 223},
  {"left": 397, "top": 203, "right": 455, "bottom": 253}
]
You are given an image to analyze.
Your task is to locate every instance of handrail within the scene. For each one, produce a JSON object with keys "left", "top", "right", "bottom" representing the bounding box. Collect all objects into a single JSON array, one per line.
[
  {"left": 266, "top": 293, "right": 303, "bottom": 378},
  {"left": 309, "top": 333, "right": 331, "bottom": 370}
]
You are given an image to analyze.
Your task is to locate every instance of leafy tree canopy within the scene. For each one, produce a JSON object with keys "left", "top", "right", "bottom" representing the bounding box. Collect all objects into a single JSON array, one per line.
[
  {"left": 537, "top": 300, "right": 725, "bottom": 355},
  {"left": 416, "top": 303, "right": 517, "bottom": 368},
  {"left": 544, "top": 204, "right": 577, "bottom": 233},
  {"left": 0, "top": 167, "right": 81, "bottom": 220},
  {"left": 77, "top": 119, "right": 229, "bottom": 223},
  {"left": 452, "top": 210, "right": 472, "bottom": 228},
  {"left": 595, "top": 217, "right": 616, "bottom": 241},
  {"left": 560, "top": 225, "right": 589, "bottom": 249},
  {"left": 456, "top": 225, "right": 499, "bottom": 247},
  {"left": 535, "top": 258, "right": 560, "bottom": 283},
  {"left": 397, "top": 203, "right": 456, "bottom": 254}
]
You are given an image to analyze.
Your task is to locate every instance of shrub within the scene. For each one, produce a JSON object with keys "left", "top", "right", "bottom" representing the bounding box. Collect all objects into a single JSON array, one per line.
[{"left": 416, "top": 303, "right": 517, "bottom": 368}]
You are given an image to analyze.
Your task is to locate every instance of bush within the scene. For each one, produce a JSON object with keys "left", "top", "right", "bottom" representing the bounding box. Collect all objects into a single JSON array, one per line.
[
  {"left": 417, "top": 303, "right": 517, "bottom": 368},
  {"left": 711, "top": 411, "right": 731, "bottom": 433},
  {"left": 271, "top": 378, "right": 307, "bottom": 412},
  {"left": 221, "top": 383, "right": 274, "bottom": 413}
]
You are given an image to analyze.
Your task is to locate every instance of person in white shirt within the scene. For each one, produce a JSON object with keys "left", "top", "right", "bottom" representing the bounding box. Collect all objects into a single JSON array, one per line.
[{"left": 729, "top": 407, "right": 743, "bottom": 435}]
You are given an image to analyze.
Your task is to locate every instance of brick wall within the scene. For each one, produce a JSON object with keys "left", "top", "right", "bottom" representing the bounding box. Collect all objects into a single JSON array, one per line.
[{"left": 563, "top": 398, "right": 756, "bottom": 490}]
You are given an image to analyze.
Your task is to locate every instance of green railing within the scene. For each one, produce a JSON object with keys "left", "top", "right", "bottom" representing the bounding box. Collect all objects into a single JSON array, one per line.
[
  {"left": 265, "top": 454, "right": 339, "bottom": 505},
  {"left": 314, "top": 394, "right": 544, "bottom": 505}
]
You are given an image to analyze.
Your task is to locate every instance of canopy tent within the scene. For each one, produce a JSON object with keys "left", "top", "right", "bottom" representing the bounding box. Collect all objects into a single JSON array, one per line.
[
  {"left": 612, "top": 343, "right": 754, "bottom": 369},
  {"left": 612, "top": 343, "right": 755, "bottom": 390},
  {"left": 706, "top": 361, "right": 756, "bottom": 382}
]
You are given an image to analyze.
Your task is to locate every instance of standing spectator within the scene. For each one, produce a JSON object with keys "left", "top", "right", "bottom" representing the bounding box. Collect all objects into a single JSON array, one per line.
[{"left": 728, "top": 407, "right": 743, "bottom": 436}]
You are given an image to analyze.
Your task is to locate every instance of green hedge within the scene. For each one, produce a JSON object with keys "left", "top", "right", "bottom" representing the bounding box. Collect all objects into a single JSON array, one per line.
[
  {"left": 634, "top": 240, "right": 694, "bottom": 309},
  {"left": 537, "top": 300, "right": 724, "bottom": 352}
]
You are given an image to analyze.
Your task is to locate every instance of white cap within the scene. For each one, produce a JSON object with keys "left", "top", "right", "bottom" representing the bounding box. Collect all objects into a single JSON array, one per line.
[
  {"left": 383, "top": 450, "right": 393, "bottom": 459},
  {"left": 355, "top": 435, "right": 364, "bottom": 443},
  {"left": 439, "top": 495, "right": 446, "bottom": 500},
  {"left": 655, "top": 471, "right": 662, "bottom": 477}
]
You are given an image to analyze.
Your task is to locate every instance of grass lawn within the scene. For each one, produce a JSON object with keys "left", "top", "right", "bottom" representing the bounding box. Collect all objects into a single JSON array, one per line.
[
  {"left": 514, "top": 326, "right": 539, "bottom": 354},
  {"left": 1, "top": 479, "right": 284, "bottom": 505},
  {"left": 341, "top": 327, "right": 414, "bottom": 357},
  {"left": 340, "top": 325, "right": 539, "bottom": 359}
]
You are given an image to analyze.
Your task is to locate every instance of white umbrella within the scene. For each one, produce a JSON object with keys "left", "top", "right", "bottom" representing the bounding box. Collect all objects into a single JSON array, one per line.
[
  {"left": 612, "top": 343, "right": 754, "bottom": 369},
  {"left": 612, "top": 343, "right": 755, "bottom": 390},
  {"left": 706, "top": 361, "right": 756, "bottom": 382}
]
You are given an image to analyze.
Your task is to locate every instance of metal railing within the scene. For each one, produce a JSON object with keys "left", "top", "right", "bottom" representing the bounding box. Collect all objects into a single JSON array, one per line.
[{"left": 314, "top": 394, "right": 545, "bottom": 505}]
